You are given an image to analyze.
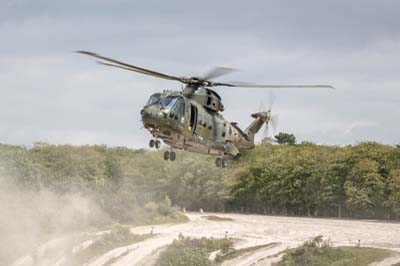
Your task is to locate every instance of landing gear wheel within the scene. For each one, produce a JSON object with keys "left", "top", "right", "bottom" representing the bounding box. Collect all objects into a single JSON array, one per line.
[
  {"left": 170, "top": 151, "right": 176, "bottom": 161},
  {"left": 215, "top": 157, "right": 222, "bottom": 167},
  {"left": 221, "top": 158, "right": 227, "bottom": 168},
  {"left": 149, "top": 139, "right": 155, "bottom": 148},
  {"left": 163, "top": 151, "right": 170, "bottom": 161},
  {"left": 155, "top": 140, "right": 161, "bottom": 149}
]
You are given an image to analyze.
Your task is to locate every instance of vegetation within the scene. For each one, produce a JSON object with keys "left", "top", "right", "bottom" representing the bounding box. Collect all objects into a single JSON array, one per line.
[
  {"left": 274, "top": 132, "right": 297, "bottom": 145},
  {"left": 2, "top": 138, "right": 400, "bottom": 264},
  {"left": 63, "top": 224, "right": 152, "bottom": 266},
  {"left": 202, "top": 215, "right": 233, "bottom": 221},
  {"left": 2, "top": 140, "right": 400, "bottom": 222},
  {"left": 156, "top": 237, "right": 277, "bottom": 265},
  {"left": 215, "top": 243, "right": 277, "bottom": 263},
  {"left": 75, "top": 232, "right": 392, "bottom": 266},
  {"left": 229, "top": 141, "right": 400, "bottom": 219},
  {"left": 274, "top": 236, "right": 393, "bottom": 266},
  {"left": 155, "top": 236, "right": 233, "bottom": 266},
  {"left": 141, "top": 198, "right": 189, "bottom": 225}
]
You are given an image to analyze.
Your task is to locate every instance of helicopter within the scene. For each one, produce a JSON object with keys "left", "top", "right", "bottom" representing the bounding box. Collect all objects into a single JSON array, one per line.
[{"left": 78, "top": 51, "right": 333, "bottom": 167}]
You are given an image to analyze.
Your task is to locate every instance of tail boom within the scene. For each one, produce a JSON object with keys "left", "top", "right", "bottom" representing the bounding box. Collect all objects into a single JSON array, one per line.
[{"left": 244, "top": 111, "right": 270, "bottom": 144}]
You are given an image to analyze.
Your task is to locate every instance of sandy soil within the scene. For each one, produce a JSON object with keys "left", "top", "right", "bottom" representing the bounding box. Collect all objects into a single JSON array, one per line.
[{"left": 13, "top": 212, "right": 400, "bottom": 266}]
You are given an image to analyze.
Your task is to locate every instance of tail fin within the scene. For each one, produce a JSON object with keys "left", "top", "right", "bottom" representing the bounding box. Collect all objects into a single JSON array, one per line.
[{"left": 245, "top": 111, "right": 270, "bottom": 143}]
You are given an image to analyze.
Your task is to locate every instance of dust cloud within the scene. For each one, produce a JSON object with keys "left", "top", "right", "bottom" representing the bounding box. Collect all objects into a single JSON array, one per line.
[{"left": 0, "top": 174, "right": 110, "bottom": 265}]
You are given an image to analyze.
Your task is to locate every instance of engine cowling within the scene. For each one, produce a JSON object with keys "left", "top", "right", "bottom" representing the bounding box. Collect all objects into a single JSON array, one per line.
[{"left": 189, "top": 87, "right": 224, "bottom": 112}]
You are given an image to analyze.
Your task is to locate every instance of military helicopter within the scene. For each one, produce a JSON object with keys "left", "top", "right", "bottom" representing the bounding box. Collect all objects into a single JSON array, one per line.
[{"left": 78, "top": 51, "right": 333, "bottom": 167}]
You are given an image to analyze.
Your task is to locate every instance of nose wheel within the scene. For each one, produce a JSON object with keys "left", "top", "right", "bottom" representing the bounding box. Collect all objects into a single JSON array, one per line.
[
  {"left": 215, "top": 157, "right": 227, "bottom": 168},
  {"left": 149, "top": 139, "right": 161, "bottom": 149},
  {"left": 163, "top": 150, "right": 176, "bottom": 161}
]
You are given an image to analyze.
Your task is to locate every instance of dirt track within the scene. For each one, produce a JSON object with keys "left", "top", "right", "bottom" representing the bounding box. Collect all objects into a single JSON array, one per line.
[{"left": 13, "top": 212, "right": 400, "bottom": 266}]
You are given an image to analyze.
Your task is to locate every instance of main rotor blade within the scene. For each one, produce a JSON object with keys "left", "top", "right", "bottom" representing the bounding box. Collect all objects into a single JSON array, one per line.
[
  {"left": 213, "top": 81, "right": 335, "bottom": 89},
  {"left": 77, "top": 50, "right": 185, "bottom": 82},
  {"left": 97, "top": 61, "right": 155, "bottom": 76},
  {"left": 202, "top": 67, "right": 236, "bottom": 81}
]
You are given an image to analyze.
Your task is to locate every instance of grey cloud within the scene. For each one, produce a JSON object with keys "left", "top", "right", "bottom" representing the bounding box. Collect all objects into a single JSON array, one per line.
[{"left": 1, "top": 0, "right": 400, "bottom": 147}]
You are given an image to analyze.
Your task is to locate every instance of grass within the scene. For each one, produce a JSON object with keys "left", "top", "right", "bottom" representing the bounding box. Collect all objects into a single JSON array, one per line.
[
  {"left": 274, "top": 236, "right": 393, "bottom": 266},
  {"left": 155, "top": 235, "right": 234, "bottom": 266},
  {"left": 215, "top": 242, "right": 277, "bottom": 263},
  {"left": 335, "top": 247, "right": 394, "bottom": 266},
  {"left": 202, "top": 215, "right": 233, "bottom": 222},
  {"left": 62, "top": 224, "right": 153, "bottom": 266}
]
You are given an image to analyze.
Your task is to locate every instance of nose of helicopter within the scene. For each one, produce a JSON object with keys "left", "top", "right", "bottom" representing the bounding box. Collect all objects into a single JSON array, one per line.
[
  {"left": 142, "top": 105, "right": 160, "bottom": 120},
  {"left": 141, "top": 103, "right": 184, "bottom": 136},
  {"left": 141, "top": 104, "right": 167, "bottom": 128}
]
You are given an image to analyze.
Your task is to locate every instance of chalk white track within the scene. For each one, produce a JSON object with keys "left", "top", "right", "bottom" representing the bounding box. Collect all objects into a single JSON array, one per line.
[{"left": 13, "top": 212, "right": 400, "bottom": 266}]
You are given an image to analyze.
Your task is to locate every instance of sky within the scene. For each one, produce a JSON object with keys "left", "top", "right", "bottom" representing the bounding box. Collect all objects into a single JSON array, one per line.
[{"left": 1, "top": 0, "right": 399, "bottom": 148}]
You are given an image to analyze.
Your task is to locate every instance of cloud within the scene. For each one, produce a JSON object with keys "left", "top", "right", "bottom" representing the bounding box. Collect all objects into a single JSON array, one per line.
[{"left": 1, "top": 0, "right": 400, "bottom": 147}]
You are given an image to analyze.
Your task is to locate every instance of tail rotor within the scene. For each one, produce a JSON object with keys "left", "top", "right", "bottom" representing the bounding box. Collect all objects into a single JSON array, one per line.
[{"left": 260, "top": 91, "right": 279, "bottom": 143}]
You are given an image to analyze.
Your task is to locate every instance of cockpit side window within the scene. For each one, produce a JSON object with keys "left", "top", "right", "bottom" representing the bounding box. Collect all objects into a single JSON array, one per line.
[{"left": 147, "top": 93, "right": 161, "bottom": 105}]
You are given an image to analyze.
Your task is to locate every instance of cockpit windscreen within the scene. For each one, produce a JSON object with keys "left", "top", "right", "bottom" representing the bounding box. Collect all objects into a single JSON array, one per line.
[
  {"left": 147, "top": 93, "right": 161, "bottom": 105},
  {"left": 160, "top": 96, "right": 185, "bottom": 115}
]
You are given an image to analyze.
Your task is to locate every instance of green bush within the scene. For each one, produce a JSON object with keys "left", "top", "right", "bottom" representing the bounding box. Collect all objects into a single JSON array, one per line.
[
  {"left": 155, "top": 236, "right": 233, "bottom": 266},
  {"left": 274, "top": 236, "right": 392, "bottom": 266},
  {"left": 140, "top": 197, "right": 188, "bottom": 225},
  {"left": 215, "top": 243, "right": 277, "bottom": 263},
  {"left": 275, "top": 236, "right": 349, "bottom": 266},
  {"left": 157, "top": 195, "right": 174, "bottom": 216}
]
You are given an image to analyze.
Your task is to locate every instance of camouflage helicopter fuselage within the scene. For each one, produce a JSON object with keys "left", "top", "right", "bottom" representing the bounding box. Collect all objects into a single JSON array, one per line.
[{"left": 141, "top": 86, "right": 270, "bottom": 164}]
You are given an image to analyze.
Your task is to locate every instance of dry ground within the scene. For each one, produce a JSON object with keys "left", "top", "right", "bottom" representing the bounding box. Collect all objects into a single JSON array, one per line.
[{"left": 13, "top": 212, "right": 400, "bottom": 266}]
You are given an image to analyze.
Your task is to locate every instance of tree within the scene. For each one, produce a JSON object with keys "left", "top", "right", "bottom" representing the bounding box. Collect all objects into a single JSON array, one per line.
[
  {"left": 344, "top": 159, "right": 384, "bottom": 217},
  {"left": 386, "top": 169, "right": 400, "bottom": 219},
  {"left": 274, "top": 132, "right": 296, "bottom": 145}
]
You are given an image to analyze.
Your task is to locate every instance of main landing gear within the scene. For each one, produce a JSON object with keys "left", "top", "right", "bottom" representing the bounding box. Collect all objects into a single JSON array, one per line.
[
  {"left": 149, "top": 139, "right": 161, "bottom": 149},
  {"left": 215, "top": 157, "right": 227, "bottom": 168},
  {"left": 164, "top": 150, "right": 176, "bottom": 161}
]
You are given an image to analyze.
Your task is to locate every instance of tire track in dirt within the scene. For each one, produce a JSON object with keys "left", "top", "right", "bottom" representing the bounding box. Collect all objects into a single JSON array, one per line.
[{"left": 13, "top": 212, "right": 400, "bottom": 266}]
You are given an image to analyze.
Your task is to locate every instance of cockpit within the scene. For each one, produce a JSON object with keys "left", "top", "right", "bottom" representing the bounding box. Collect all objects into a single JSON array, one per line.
[
  {"left": 146, "top": 94, "right": 185, "bottom": 115},
  {"left": 160, "top": 96, "right": 185, "bottom": 115}
]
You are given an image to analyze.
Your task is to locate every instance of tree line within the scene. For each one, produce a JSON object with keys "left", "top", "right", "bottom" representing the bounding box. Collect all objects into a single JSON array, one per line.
[
  {"left": 1, "top": 139, "right": 399, "bottom": 221},
  {"left": 230, "top": 141, "right": 400, "bottom": 219}
]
